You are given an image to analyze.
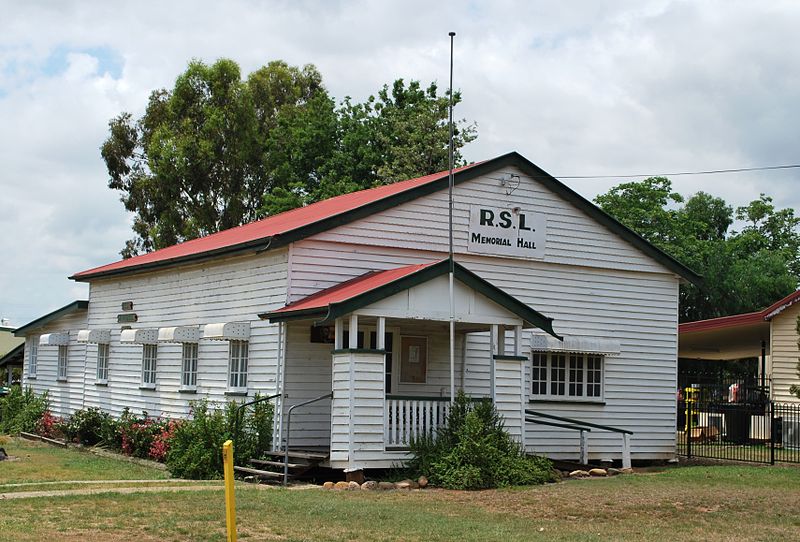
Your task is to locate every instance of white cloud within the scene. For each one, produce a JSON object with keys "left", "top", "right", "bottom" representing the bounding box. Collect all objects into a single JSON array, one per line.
[{"left": 0, "top": 0, "right": 799, "bottom": 324}]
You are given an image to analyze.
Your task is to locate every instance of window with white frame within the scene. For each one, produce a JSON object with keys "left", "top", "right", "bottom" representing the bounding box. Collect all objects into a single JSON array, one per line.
[
  {"left": 531, "top": 352, "right": 604, "bottom": 401},
  {"left": 57, "top": 345, "right": 68, "bottom": 380},
  {"left": 141, "top": 344, "right": 157, "bottom": 388},
  {"left": 28, "top": 339, "right": 38, "bottom": 378},
  {"left": 96, "top": 344, "right": 110, "bottom": 383},
  {"left": 228, "top": 340, "right": 248, "bottom": 390},
  {"left": 182, "top": 343, "right": 198, "bottom": 389}
]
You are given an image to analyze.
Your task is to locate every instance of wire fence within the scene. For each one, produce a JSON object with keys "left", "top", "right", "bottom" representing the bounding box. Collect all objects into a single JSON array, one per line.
[{"left": 677, "top": 384, "right": 800, "bottom": 464}]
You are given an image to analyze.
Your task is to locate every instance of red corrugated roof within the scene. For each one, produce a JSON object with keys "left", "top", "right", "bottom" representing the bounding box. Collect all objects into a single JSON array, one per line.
[
  {"left": 272, "top": 260, "right": 441, "bottom": 315},
  {"left": 678, "top": 311, "right": 765, "bottom": 334},
  {"left": 679, "top": 289, "right": 800, "bottom": 333},
  {"left": 71, "top": 163, "right": 481, "bottom": 280}
]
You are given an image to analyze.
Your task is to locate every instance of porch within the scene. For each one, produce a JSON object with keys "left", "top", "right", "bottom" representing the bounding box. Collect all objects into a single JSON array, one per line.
[{"left": 261, "top": 258, "right": 561, "bottom": 470}]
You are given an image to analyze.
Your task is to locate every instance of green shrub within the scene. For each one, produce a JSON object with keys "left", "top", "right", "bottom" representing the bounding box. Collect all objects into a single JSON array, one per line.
[
  {"left": 0, "top": 387, "right": 49, "bottom": 434},
  {"left": 166, "top": 399, "right": 229, "bottom": 479},
  {"left": 166, "top": 395, "right": 275, "bottom": 479},
  {"left": 408, "top": 391, "right": 555, "bottom": 490},
  {"left": 61, "top": 407, "right": 113, "bottom": 445}
]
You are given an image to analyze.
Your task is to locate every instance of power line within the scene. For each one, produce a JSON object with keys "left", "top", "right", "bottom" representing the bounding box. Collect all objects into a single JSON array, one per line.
[{"left": 504, "top": 163, "right": 800, "bottom": 180}]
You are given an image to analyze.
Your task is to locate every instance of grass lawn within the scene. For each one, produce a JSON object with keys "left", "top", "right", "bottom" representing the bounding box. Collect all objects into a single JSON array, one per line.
[
  {"left": 1, "top": 437, "right": 799, "bottom": 541},
  {"left": 0, "top": 436, "right": 170, "bottom": 491}
]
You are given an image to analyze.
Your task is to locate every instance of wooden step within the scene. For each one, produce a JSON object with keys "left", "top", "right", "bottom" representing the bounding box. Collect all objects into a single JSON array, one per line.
[
  {"left": 263, "top": 450, "right": 328, "bottom": 461},
  {"left": 233, "top": 466, "right": 288, "bottom": 479},
  {"left": 249, "top": 458, "right": 310, "bottom": 470}
]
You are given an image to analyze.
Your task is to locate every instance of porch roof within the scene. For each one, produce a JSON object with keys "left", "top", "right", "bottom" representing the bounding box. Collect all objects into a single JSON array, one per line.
[{"left": 259, "top": 258, "right": 561, "bottom": 339}]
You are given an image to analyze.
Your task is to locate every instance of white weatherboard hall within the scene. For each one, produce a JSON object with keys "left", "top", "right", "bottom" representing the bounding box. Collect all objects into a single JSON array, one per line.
[{"left": 17, "top": 152, "right": 699, "bottom": 471}]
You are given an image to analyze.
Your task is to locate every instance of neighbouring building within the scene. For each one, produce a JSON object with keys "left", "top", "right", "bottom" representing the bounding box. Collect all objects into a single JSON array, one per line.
[
  {"left": 16, "top": 152, "right": 700, "bottom": 470},
  {"left": 679, "top": 290, "right": 800, "bottom": 403}
]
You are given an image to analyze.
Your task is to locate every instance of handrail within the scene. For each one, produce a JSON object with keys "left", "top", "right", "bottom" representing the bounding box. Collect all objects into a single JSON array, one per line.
[
  {"left": 528, "top": 418, "right": 592, "bottom": 432},
  {"left": 284, "top": 392, "right": 332, "bottom": 486},
  {"left": 525, "top": 409, "right": 633, "bottom": 435},
  {"left": 231, "top": 393, "right": 282, "bottom": 451},
  {"left": 525, "top": 408, "right": 633, "bottom": 468}
]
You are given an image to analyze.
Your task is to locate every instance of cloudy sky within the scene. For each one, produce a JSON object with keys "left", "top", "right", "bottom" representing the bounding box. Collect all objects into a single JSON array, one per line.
[{"left": 1, "top": 0, "right": 799, "bottom": 325}]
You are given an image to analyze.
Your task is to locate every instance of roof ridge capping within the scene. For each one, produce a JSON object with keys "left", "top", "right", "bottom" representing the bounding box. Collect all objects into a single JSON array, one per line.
[{"left": 70, "top": 151, "right": 701, "bottom": 285}]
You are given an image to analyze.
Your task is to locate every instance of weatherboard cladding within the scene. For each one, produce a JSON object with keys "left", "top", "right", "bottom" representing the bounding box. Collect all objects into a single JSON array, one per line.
[
  {"left": 287, "top": 160, "right": 683, "bottom": 460},
  {"left": 769, "top": 301, "right": 800, "bottom": 403},
  {"left": 26, "top": 153, "right": 686, "bottom": 461},
  {"left": 23, "top": 309, "right": 88, "bottom": 417},
  {"left": 78, "top": 249, "right": 288, "bottom": 419},
  {"left": 70, "top": 153, "right": 699, "bottom": 284}
]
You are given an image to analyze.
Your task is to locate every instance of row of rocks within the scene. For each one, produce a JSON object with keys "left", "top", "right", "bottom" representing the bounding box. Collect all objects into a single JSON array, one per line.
[
  {"left": 323, "top": 476, "right": 429, "bottom": 490},
  {"left": 567, "top": 467, "right": 632, "bottom": 478}
]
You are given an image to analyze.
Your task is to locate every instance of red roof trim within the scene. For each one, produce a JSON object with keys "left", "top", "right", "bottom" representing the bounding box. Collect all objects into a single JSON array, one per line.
[
  {"left": 71, "top": 163, "right": 481, "bottom": 281},
  {"left": 271, "top": 261, "right": 440, "bottom": 315},
  {"left": 680, "top": 288, "right": 800, "bottom": 333},
  {"left": 763, "top": 289, "right": 800, "bottom": 320},
  {"left": 678, "top": 311, "right": 766, "bottom": 334}
]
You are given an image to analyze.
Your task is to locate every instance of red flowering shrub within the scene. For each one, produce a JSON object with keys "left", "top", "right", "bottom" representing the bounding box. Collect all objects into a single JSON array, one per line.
[
  {"left": 35, "top": 410, "right": 63, "bottom": 439},
  {"left": 149, "top": 419, "right": 182, "bottom": 461}
]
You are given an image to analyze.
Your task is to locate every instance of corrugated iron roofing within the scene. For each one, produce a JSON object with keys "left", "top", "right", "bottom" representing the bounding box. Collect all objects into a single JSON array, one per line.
[{"left": 71, "top": 163, "right": 480, "bottom": 280}]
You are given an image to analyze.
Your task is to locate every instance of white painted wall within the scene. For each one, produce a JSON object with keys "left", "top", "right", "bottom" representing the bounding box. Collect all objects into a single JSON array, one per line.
[
  {"left": 27, "top": 250, "right": 288, "bottom": 419},
  {"left": 23, "top": 310, "right": 88, "bottom": 417},
  {"left": 769, "top": 304, "right": 800, "bottom": 403},
  {"left": 288, "top": 167, "right": 681, "bottom": 462}
]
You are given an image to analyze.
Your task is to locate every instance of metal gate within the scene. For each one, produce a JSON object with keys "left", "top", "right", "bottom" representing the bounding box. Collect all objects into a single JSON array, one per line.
[{"left": 677, "top": 383, "right": 800, "bottom": 464}]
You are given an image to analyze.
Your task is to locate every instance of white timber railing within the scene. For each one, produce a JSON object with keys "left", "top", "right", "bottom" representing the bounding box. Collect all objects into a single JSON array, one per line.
[{"left": 385, "top": 396, "right": 451, "bottom": 448}]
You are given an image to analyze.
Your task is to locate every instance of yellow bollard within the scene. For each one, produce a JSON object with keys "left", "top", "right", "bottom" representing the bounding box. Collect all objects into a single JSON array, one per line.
[
  {"left": 223, "top": 439, "right": 237, "bottom": 542},
  {"left": 684, "top": 386, "right": 699, "bottom": 433}
]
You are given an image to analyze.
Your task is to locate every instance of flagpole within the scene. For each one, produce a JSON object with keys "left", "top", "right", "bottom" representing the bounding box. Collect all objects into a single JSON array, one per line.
[{"left": 448, "top": 31, "right": 456, "bottom": 404}]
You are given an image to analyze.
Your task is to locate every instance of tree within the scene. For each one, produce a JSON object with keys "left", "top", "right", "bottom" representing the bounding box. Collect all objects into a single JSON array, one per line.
[
  {"left": 260, "top": 79, "right": 477, "bottom": 215},
  {"left": 594, "top": 179, "right": 800, "bottom": 322},
  {"left": 103, "top": 59, "right": 477, "bottom": 256}
]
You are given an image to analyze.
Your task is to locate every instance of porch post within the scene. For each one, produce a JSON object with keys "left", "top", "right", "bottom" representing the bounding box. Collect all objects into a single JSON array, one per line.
[
  {"left": 515, "top": 324, "right": 525, "bottom": 450},
  {"left": 377, "top": 317, "right": 385, "bottom": 349},
  {"left": 349, "top": 314, "right": 358, "bottom": 348},
  {"left": 490, "top": 325, "right": 498, "bottom": 402},
  {"left": 334, "top": 318, "right": 343, "bottom": 349}
]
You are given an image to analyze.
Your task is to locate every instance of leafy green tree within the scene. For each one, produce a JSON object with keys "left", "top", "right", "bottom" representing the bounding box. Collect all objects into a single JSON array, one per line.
[
  {"left": 103, "top": 59, "right": 477, "bottom": 256},
  {"left": 595, "top": 179, "right": 799, "bottom": 322},
  {"left": 260, "top": 79, "right": 477, "bottom": 215}
]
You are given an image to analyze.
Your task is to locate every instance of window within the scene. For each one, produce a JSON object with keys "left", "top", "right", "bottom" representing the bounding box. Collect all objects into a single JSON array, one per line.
[
  {"left": 228, "top": 340, "right": 248, "bottom": 390},
  {"left": 531, "top": 352, "right": 603, "bottom": 401},
  {"left": 96, "top": 344, "right": 110, "bottom": 383},
  {"left": 28, "top": 339, "right": 38, "bottom": 378},
  {"left": 141, "top": 344, "right": 157, "bottom": 388},
  {"left": 57, "top": 345, "right": 68, "bottom": 381},
  {"left": 182, "top": 343, "right": 199, "bottom": 389}
]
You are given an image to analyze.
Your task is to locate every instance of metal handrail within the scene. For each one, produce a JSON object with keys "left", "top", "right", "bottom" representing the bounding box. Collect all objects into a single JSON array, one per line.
[
  {"left": 528, "top": 418, "right": 592, "bottom": 432},
  {"left": 525, "top": 409, "right": 633, "bottom": 435},
  {"left": 283, "top": 392, "right": 333, "bottom": 486},
  {"left": 231, "top": 393, "right": 282, "bottom": 453},
  {"left": 525, "top": 408, "right": 633, "bottom": 468}
]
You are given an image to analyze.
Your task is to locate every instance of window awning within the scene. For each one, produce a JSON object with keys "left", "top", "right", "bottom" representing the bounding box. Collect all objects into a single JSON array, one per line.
[
  {"left": 260, "top": 258, "right": 562, "bottom": 339},
  {"left": 531, "top": 334, "right": 620, "bottom": 355},
  {"left": 77, "top": 329, "right": 111, "bottom": 344},
  {"left": 39, "top": 332, "right": 70, "bottom": 346},
  {"left": 158, "top": 326, "right": 201, "bottom": 343},
  {"left": 202, "top": 322, "right": 250, "bottom": 341},
  {"left": 120, "top": 328, "right": 158, "bottom": 345}
]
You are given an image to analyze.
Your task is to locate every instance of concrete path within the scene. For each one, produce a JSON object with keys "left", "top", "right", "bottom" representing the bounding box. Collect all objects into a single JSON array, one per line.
[{"left": 0, "top": 484, "right": 225, "bottom": 500}]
